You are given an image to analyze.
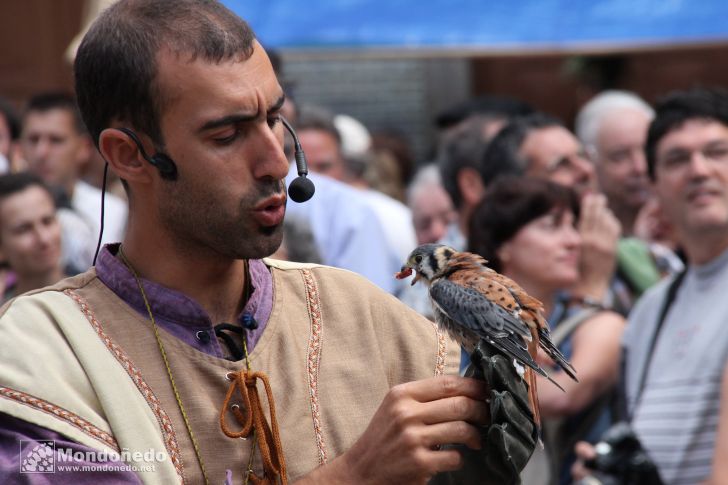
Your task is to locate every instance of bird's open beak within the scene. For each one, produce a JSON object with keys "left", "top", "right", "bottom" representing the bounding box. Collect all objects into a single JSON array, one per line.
[
  {"left": 395, "top": 266, "right": 413, "bottom": 280},
  {"left": 395, "top": 265, "right": 423, "bottom": 286}
]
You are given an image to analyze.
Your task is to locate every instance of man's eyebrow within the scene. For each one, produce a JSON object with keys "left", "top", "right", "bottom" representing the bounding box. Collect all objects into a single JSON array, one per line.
[
  {"left": 268, "top": 94, "right": 285, "bottom": 114},
  {"left": 198, "top": 113, "right": 256, "bottom": 133},
  {"left": 198, "top": 94, "right": 286, "bottom": 133}
]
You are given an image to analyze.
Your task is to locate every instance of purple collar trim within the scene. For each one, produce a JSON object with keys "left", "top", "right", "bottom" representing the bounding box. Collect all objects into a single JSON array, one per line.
[{"left": 95, "top": 244, "right": 273, "bottom": 354}]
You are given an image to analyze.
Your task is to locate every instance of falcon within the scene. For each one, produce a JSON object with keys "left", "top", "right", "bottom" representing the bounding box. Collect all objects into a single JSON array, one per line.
[{"left": 396, "top": 243, "right": 577, "bottom": 427}]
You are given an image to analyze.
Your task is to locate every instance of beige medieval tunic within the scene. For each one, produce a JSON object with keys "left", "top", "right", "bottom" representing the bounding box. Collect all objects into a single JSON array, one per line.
[{"left": 0, "top": 260, "right": 460, "bottom": 483}]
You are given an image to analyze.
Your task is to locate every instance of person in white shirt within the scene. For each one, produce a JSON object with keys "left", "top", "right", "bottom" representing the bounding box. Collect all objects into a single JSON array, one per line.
[
  {"left": 20, "top": 92, "right": 128, "bottom": 270},
  {"left": 291, "top": 105, "right": 415, "bottom": 295}
]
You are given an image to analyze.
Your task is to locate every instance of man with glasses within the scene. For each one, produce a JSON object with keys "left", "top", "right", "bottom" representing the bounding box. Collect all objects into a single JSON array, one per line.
[
  {"left": 481, "top": 113, "right": 622, "bottom": 313},
  {"left": 573, "top": 87, "right": 728, "bottom": 484},
  {"left": 508, "top": 114, "right": 597, "bottom": 198}
]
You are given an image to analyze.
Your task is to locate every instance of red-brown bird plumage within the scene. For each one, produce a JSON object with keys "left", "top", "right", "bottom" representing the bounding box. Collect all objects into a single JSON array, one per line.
[{"left": 397, "top": 244, "right": 578, "bottom": 430}]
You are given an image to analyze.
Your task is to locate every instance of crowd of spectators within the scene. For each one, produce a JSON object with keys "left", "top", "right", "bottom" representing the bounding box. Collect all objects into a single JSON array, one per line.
[{"left": 1, "top": 34, "right": 727, "bottom": 485}]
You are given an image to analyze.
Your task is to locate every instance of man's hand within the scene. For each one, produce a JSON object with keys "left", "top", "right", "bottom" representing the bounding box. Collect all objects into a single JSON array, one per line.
[
  {"left": 633, "top": 197, "right": 676, "bottom": 248},
  {"left": 575, "top": 193, "right": 621, "bottom": 302},
  {"left": 299, "top": 375, "right": 489, "bottom": 484},
  {"left": 571, "top": 441, "right": 597, "bottom": 482},
  {"left": 297, "top": 343, "right": 537, "bottom": 485}
]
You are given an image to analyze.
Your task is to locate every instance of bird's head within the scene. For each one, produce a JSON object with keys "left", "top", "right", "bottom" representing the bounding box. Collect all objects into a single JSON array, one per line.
[{"left": 395, "top": 243, "right": 456, "bottom": 286}]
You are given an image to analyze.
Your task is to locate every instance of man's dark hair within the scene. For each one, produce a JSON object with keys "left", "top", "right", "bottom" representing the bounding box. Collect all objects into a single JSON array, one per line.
[
  {"left": 646, "top": 87, "right": 728, "bottom": 180},
  {"left": 479, "top": 112, "right": 563, "bottom": 188},
  {"left": 437, "top": 116, "right": 492, "bottom": 210},
  {"left": 25, "top": 92, "right": 87, "bottom": 135},
  {"left": 0, "top": 172, "right": 55, "bottom": 207},
  {"left": 0, "top": 97, "right": 20, "bottom": 140},
  {"left": 74, "top": 0, "right": 256, "bottom": 149},
  {"left": 436, "top": 99, "right": 536, "bottom": 210},
  {"left": 468, "top": 176, "right": 579, "bottom": 273}
]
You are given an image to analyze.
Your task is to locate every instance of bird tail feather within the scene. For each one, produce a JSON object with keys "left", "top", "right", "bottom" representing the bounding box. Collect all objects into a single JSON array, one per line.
[{"left": 538, "top": 328, "right": 578, "bottom": 382}]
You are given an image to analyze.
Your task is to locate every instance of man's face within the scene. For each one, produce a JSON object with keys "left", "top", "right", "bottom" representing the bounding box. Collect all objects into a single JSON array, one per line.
[
  {"left": 0, "top": 186, "right": 61, "bottom": 277},
  {"left": 21, "top": 109, "right": 90, "bottom": 193},
  {"left": 653, "top": 119, "right": 728, "bottom": 243},
  {"left": 297, "top": 129, "right": 346, "bottom": 181},
  {"left": 519, "top": 125, "right": 597, "bottom": 197},
  {"left": 411, "top": 184, "right": 457, "bottom": 244},
  {"left": 592, "top": 108, "right": 651, "bottom": 212},
  {"left": 151, "top": 40, "right": 289, "bottom": 260}
]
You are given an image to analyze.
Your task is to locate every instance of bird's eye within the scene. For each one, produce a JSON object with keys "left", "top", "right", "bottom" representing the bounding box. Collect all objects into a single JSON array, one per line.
[{"left": 414, "top": 255, "right": 423, "bottom": 264}]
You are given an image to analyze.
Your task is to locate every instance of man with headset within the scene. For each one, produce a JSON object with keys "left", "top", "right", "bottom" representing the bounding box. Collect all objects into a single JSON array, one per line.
[
  {"left": 573, "top": 88, "right": 728, "bottom": 484},
  {"left": 0, "top": 1, "right": 535, "bottom": 483}
]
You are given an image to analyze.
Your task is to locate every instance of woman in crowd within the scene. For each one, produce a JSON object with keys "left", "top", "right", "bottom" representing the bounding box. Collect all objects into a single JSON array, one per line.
[
  {"left": 0, "top": 172, "right": 65, "bottom": 302},
  {"left": 469, "top": 176, "right": 625, "bottom": 485}
]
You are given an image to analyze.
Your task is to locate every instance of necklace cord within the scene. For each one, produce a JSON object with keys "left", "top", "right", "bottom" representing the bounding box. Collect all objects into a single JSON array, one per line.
[{"left": 118, "top": 246, "right": 212, "bottom": 485}]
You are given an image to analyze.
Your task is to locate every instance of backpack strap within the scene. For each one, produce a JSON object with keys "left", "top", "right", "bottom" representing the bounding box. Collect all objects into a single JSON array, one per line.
[
  {"left": 542, "top": 306, "right": 608, "bottom": 484},
  {"left": 550, "top": 306, "right": 601, "bottom": 346}
]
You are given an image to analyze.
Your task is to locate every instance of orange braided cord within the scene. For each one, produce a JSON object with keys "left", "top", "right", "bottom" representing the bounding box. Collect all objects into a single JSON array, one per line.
[{"left": 220, "top": 370, "right": 288, "bottom": 484}]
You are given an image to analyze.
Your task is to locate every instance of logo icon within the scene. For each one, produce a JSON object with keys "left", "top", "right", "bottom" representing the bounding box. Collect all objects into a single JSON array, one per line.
[{"left": 20, "top": 440, "right": 55, "bottom": 473}]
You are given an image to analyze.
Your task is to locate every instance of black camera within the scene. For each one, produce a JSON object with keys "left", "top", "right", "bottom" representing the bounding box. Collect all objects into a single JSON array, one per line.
[{"left": 579, "top": 422, "right": 663, "bottom": 485}]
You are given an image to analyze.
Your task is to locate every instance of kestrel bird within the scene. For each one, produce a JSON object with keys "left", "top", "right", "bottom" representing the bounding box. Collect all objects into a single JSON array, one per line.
[{"left": 396, "top": 243, "right": 577, "bottom": 427}]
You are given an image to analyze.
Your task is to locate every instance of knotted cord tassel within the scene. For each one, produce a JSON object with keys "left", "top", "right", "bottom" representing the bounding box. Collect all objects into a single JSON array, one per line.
[{"left": 221, "top": 370, "right": 288, "bottom": 485}]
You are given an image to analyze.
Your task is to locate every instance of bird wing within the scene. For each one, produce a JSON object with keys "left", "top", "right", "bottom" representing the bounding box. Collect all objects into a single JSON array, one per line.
[
  {"left": 478, "top": 269, "right": 578, "bottom": 381},
  {"left": 444, "top": 266, "right": 534, "bottom": 340},
  {"left": 429, "top": 278, "right": 549, "bottom": 380}
]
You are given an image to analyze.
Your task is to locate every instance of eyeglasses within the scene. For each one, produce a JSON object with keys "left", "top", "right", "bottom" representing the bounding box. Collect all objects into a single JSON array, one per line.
[
  {"left": 545, "top": 150, "right": 591, "bottom": 176},
  {"left": 657, "top": 141, "right": 728, "bottom": 172}
]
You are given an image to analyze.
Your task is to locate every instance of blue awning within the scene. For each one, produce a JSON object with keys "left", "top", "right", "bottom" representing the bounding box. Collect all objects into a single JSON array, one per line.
[{"left": 224, "top": 0, "right": 728, "bottom": 52}]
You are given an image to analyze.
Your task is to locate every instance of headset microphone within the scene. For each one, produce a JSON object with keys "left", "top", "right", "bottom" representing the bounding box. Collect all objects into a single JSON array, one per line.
[{"left": 280, "top": 116, "right": 315, "bottom": 203}]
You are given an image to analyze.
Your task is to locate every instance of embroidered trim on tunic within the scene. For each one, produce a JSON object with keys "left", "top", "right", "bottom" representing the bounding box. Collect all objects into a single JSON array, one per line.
[
  {"left": 0, "top": 386, "right": 119, "bottom": 451},
  {"left": 65, "top": 289, "right": 186, "bottom": 483},
  {"left": 300, "top": 269, "right": 329, "bottom": 465},
  {"left": 431, "top": 322, "right": 447, "bottom": 377}
]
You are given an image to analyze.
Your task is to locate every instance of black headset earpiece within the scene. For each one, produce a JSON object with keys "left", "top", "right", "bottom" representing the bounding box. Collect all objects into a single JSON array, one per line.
[
  {"left": 117, "top": 127, "right": 178, "bottom": 180},
  {"left": 148, "top": 153, "right": 177, "bottom": 180}
]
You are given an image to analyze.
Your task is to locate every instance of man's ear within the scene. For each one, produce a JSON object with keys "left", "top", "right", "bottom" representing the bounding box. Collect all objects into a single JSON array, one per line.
[
  {"left": 98, "top": 128, "right": 153, "bottom": 185},
  {"left": 457, "top": 167, "right": 485, "bottom": 207}
]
